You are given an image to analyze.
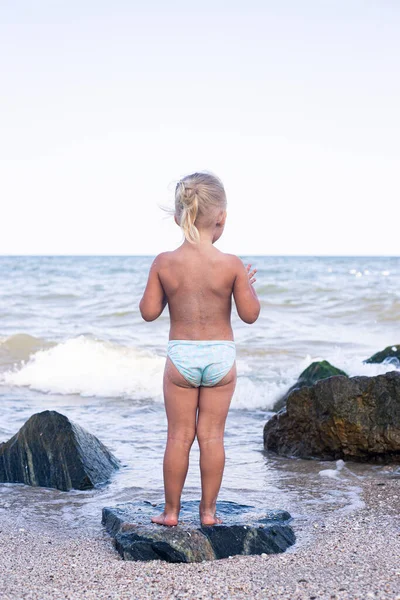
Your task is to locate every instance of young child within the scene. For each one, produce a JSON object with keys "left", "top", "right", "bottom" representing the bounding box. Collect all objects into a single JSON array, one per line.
[{"left": 139, "top": 171, "right": 260, "bottom": 526}]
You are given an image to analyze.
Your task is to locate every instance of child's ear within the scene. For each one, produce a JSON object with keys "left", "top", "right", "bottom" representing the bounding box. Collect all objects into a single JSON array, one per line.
[
  {"left": 218, "top": 210, "right": 227, "bottom": 226},
  {"left": 174, "top": 214, "right": 179, "bottom": 226}
]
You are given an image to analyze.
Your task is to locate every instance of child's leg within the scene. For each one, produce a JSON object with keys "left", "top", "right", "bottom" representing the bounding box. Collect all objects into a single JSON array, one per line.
[
  {"left": 196, "top": 363, "right": 237, "bottom": 525},
  {"left": 151, "top": 357, "right": 199, "bottom": 526}
]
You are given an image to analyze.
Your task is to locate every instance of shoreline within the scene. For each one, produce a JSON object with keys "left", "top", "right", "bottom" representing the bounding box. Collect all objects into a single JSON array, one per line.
[{"left": 0, "top": 475, "right": 399, "bottom": 599}]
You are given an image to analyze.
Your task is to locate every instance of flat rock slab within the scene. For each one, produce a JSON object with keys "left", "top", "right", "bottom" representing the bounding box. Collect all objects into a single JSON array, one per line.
[{"left": 102, "top": 500, "right": 295, "bottom": 562}]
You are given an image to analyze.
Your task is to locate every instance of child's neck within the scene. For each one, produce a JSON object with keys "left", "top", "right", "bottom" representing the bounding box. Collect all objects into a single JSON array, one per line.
[{"left": 183, "top": 229, "right": 216, "bottom": 249}]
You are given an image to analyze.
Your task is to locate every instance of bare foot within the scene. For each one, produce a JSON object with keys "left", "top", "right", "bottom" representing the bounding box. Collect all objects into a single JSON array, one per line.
[
  {"left": 200, "top": 512, "right": 223, "bottom": 526},
  {"left": 151, "top": 512, "right": 178, "bottom": 527}
]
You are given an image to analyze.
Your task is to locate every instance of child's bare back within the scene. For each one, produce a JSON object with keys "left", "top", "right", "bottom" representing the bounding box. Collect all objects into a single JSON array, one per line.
[{"left": 141, "top": 244, "right": 259, "bottom": 340}]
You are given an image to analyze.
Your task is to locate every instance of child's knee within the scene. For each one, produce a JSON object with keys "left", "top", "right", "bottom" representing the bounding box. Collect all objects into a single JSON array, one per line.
[
  {"left": 196, "top": 428, "right": 224, "bottom": 448},
  {"left": 167, "top": 427, "right": 196, "bottom": 448}
]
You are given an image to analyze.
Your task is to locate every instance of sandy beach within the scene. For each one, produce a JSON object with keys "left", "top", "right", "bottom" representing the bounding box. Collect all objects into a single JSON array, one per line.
[{"left": 0, "top": 474, "right": 399, "bottom": 600}]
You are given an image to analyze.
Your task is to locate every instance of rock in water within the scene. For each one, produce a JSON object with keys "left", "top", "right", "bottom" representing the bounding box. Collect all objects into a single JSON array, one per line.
[
  {"left": 102, "top": 500, "right": 295, "bottom": 562},
  {"left": 272, "top": 360, "right": 348, "bottom": 411},
  {"left": 264, "top": 371, "right": 400, "bottom": 462},
  {"left": 364, "top": 344, "right": 400, "bottom": 368},
  {"left": 0, "top": 410, "right": 120, "bottom": 491}
]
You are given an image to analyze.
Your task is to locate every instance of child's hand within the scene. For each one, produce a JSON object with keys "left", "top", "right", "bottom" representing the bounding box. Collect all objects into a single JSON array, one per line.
[{"left": 246, "top": 264, "right": 257, "bottom": 285}]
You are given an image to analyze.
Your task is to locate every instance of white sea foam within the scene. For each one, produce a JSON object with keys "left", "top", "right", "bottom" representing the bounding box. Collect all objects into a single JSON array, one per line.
[
  {"left": 232, "top": 344, "right": 399, "bottom": 411},
  {"left": 319, "top": 459, "right": 346, "bottom": 479},
  {"left": 0, "top": 337, "right": 285, "bottom": 410},
  {"left": 232, "top": 376, "right": 285, "bottom": 410},
  {"left": 0, "top": 336, "right": 279, "bottom": 408},
  {"left": 0, "top": 335, "right": 164, "bottom": 401},
  {"left": 298, "top": 348, "right": 399, "bottom": 380},
  {"left": 338, "top": 487, "right": 366, "bottom": 514},
  {"left": 0, "top": 333, "right": 397, "bottom": 409}
]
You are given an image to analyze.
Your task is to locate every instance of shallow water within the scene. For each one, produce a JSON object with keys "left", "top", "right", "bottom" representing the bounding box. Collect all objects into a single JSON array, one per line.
[
  {"left": 0, "top": 386, "right": 396, "bottom": 540},
  {"left": 0, "top": 256, "right": 399, "bottom": 538}
]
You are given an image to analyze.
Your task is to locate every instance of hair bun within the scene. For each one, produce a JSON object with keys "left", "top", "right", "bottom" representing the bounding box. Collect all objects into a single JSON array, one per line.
[{"left": 177, "top": 181, "right": 197, "bottom": 207}]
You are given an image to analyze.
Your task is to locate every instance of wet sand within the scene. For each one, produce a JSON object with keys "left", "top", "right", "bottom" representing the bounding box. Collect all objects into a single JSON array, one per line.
[{"left": 0, "top": 476, "right": 399, "bottom": 600}]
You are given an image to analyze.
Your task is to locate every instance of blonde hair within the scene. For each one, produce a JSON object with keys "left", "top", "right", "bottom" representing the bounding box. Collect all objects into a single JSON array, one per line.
[{"left": 174, "top": 172, "right": 227, "bottom": 244}]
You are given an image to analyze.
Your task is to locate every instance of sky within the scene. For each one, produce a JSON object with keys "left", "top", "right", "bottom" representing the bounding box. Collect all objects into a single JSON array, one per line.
[{"left": 1, "top": 1, "right": 399, "bottom": 256}]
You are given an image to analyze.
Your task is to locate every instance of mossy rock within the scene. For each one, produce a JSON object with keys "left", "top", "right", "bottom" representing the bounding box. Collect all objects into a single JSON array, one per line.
[
  {"left": 272, "top": 360, "right": 348, "bottom": 412},
  {"left": 264, "top": 371, "right": 400, "bottom": 462},
  {"left": 364, "top": 345, "right": 400, "bottom": 367}
]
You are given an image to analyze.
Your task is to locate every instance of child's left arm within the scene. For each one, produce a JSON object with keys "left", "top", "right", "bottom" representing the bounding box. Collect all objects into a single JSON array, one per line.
[{"left": 139, "top": 254, "right": 168, "bottom": 322}]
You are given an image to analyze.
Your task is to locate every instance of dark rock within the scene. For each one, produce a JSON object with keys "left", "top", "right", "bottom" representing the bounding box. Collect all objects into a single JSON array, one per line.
[
  {"left": 273, "top": 360, "right": 348, "bottom": 411},
  {"left": 364, "top": 344, "right": 400, "bottom": 368},
  {"left": 102, "top": 500, "right": 295, "bottom": 562},
  {"left": 0, "top": 410, "right": 120, "bottom": 491},
  {"left": 264, "top": 371, "right": 400, "bottom": 462}
]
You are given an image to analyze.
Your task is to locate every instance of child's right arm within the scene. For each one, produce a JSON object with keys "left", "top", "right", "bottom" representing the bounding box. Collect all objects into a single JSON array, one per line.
[
  {"left": 139, "top": 253, "right": 168, "bottom": 322},
  {"left": 232, "top": 257, "right": 261, "bottom": 324}
]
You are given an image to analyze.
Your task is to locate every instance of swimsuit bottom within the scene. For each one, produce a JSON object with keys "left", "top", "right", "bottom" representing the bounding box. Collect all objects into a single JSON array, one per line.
[{"left": 167, "top": 340, "right": 236, "bottom": 387}]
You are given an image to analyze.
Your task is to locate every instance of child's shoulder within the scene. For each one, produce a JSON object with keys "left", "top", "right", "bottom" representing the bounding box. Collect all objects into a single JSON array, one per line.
[
  {"left": 151, "top": 251, "right": 173, "bottom": 266},
  {"left": 152, "top": 249, "right": 243, "bottom": 272},
  {"left": 216, "top": 250, "right": 245, "bottom": 270}
]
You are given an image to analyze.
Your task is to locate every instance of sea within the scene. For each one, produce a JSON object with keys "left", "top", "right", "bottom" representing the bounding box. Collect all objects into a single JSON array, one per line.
[{"left": 0, "top": 255, "right": 399, "bottom": 539}]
